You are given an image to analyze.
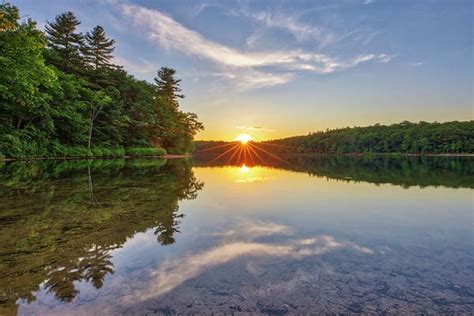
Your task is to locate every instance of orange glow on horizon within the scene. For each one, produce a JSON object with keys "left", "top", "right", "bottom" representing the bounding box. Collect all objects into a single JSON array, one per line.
[
  {"left": 239, "top": 164, "right": 250, "bottom": 173},
  {"left": 235, "top": 134, "right": 253, "bottom": 144}
]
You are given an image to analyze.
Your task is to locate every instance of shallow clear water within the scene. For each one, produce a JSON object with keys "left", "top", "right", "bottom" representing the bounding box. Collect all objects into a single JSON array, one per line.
[{"left": 0, "top": 156, "right": 473, "bottom": 314}]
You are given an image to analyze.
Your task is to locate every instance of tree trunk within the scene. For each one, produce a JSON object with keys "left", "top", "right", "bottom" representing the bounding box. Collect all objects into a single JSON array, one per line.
[{"left": 88, "top": 115, "right": 94, "bottom": 150}]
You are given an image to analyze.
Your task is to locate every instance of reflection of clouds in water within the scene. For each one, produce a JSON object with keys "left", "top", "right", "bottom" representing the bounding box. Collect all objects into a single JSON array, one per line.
[
  {"left": 124, "top": 221, "right": 373, "bottom": 303},
  {"left": 214, "top": 219, "right": 291, "bottom": 238}
]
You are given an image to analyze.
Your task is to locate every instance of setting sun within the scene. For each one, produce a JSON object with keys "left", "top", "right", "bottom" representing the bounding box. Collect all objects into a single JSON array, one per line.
[
  {"left": 239, "top": 164, "right": 250, "bottom": 173},
  {"left": 235, "top": 134, "right": 253, "bottom": 144}
]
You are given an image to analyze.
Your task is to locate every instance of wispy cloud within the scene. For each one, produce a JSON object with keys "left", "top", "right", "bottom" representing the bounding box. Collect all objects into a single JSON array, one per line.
[
  {"left": 110, "top": 1, "right": 393, "bottom": 89},
  {"left": 237, "top": 6, "right": 380, "bottom": 50},
  {"left": 220, "top": 68, "right": 293, "bottom": 89},
  {"left": 236, "top": 126, "right": 275, "bottom": 132},
  {"left": 410, "top": 61, "right": 425, "bottom": 67},
  {"left": 241, "top": 10, "right": 336, "bottom": 48}
]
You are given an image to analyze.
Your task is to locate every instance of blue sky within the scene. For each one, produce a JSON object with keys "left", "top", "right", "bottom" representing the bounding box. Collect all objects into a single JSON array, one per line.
[{"left": 14, "top": 0, "right": 473, "bottom": 140}]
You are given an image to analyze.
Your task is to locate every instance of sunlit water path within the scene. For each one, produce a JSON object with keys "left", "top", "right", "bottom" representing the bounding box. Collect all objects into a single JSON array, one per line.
[{"left": 0, "top": 157, "right": 472, "bottom": 314}]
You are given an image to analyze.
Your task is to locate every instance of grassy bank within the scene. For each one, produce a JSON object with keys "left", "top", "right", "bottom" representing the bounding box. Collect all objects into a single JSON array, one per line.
[{"left": 0, "top": 146, "right": 167, "bottom": 161}]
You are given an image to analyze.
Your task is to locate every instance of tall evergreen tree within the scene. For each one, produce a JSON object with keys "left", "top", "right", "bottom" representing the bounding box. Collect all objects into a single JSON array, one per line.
[
  {"left": 44, "top": 11, "right": 84, "bottom": 71},
  {"left": 83, "top": 25, "right": 115, "bottom": 70},
  {"left": 152, "top": 68, "right": 203, "bottom": 153},
  {"left": 154, "top": 67, "right": 184, "bottom": 106}
]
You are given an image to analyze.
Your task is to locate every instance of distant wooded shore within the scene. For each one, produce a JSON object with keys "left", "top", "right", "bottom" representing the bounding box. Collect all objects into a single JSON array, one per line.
[
  {"left": 2, "top": 121, "right": 473, "bottom": 161},
  {"left": 195, "top": 121, "right": 473, "bottom": 156}
]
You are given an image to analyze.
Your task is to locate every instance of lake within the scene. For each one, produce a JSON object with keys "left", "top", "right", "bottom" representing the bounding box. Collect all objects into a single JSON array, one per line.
[{"left": 0, "top": 156, "right": 473, "bottom": 315}]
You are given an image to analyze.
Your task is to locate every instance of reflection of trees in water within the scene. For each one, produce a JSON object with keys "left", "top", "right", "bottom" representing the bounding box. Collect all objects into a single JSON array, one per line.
[
  {"left": 154, "top": 173, "right": 204, "bottom": 246},
  {"left": 88, "top": 162, "right": 100, "bottom": 207},
  {"left": 155, "top": 210, "right": 183, "bottom": 245},
  {"left": 193, "top": 153, "right": 474, "bottom": 188},
  {"left": 44, "top": 244, "right": 115, "bottom": 302},
  {"left": 0, "top": 159, "right": 203, "bottom": 312},
  {"left": 82, "top": 245, "right": 115, "bottom": 289}
]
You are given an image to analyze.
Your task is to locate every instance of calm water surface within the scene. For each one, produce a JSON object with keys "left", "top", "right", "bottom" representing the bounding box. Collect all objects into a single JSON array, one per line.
[{"left": 0, "top": 156, "right": 473, "bottom": 315}]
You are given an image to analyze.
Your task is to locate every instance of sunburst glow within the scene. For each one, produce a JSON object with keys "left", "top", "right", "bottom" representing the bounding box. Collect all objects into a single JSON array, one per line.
[
  {"left": 236, "top": 134, "right": 252, "bottom": 144},
  {"left": 239, "top": 164, "right": 250, "bottom": 173}
]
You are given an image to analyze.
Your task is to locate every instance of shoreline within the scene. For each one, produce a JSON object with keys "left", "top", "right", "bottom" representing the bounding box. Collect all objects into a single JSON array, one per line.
[
  {"left": 0, "top": 154, "right": 191, "bottom": 162},
  {"left": 1, "top": 153, "right": 472, "bottom": 162}
]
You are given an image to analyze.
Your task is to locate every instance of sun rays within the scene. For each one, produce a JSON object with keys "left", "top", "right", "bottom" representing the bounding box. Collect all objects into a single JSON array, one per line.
[{"left": 194, "top": 138, "right": 295, "bottom": 167}]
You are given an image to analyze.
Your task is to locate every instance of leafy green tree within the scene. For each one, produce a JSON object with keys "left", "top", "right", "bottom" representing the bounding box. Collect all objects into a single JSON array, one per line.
[
  {"left": 0, "top": 3, "right": 17, "bottom": 31},
  {"left": 0, "top": 3, "right": 56, "bottom": 157},
  {"left": 47, "top": 69, "right": 90, "bottom": 148},
  {"left": 45, "top": 11, "right": 84, "bottom": 72},
  {"left": 87, "top": 90, "right": 112, "bottom": 149},
  {"left": 173, "top": 112, "right": 204, "bottom": 153},
  {"left": 104, "top": 68, "right": 157, "bottom": 147},
  {"left": 1, "top": 4, "right": 204, "bottom": 158}
]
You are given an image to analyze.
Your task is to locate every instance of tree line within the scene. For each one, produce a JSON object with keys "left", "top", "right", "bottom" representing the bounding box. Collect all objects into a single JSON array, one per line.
[
  {"left": 264, "top": 121, "right": 473, "bottom": 155},
  {"left": 0, "top": 3, "right": 203, "bottom": 158}
]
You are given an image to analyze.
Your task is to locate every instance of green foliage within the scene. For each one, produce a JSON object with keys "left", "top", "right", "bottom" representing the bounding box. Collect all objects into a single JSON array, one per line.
[
  {"left": 264, "top": 121, "right": 474, "bottom": 155},
  {"left": 152, "top": 67, "right": 204, "bottom": 154},
  {"left": 0, "top": 4, "right": 203, "bottom": 158},
  {"left": 91, "top": 147, "right": 125, "bottom": 157},
  {"left": 0, "top": 3, "right": 56, "bottom": 158},
  {"left": 126, "top": 147, "right": 167, "bottom": 156},
  {"left": 66, "top": 146, "right": 92, "bottom": 157}
]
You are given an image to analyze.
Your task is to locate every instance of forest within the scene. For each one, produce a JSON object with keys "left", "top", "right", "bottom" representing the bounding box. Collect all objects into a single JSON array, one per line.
[
  {"left": 264, "top": 121, "right": 473, "bottom": 154},
  {"left": 0, "top": 3, "right": 203, "bottom": 159},
  {"left": 195, "top": 121, "right": 473, "bottom": 155}
]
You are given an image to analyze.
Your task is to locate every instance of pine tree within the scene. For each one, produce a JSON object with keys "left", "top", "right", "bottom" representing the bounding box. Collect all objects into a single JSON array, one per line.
[
  {"left": 83, "top": 25, "right": 115, "bottom": 70},
  {"left": 45, "top": 11, "right": 84, "bottom": 71},
  {"left": 153, "top": 68, "right": 203, "bottom": 154},
  {"left": 154, "top": 67, "right": 184, "bottom": 106}
]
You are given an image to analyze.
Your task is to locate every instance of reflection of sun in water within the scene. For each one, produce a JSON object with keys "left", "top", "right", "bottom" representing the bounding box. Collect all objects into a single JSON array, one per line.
[
  {"left": 236, "top": 134, "right": 252, "bottom": 144},
  {"left": 233, "top": 165, "right": 274, "bottom": 183}
]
